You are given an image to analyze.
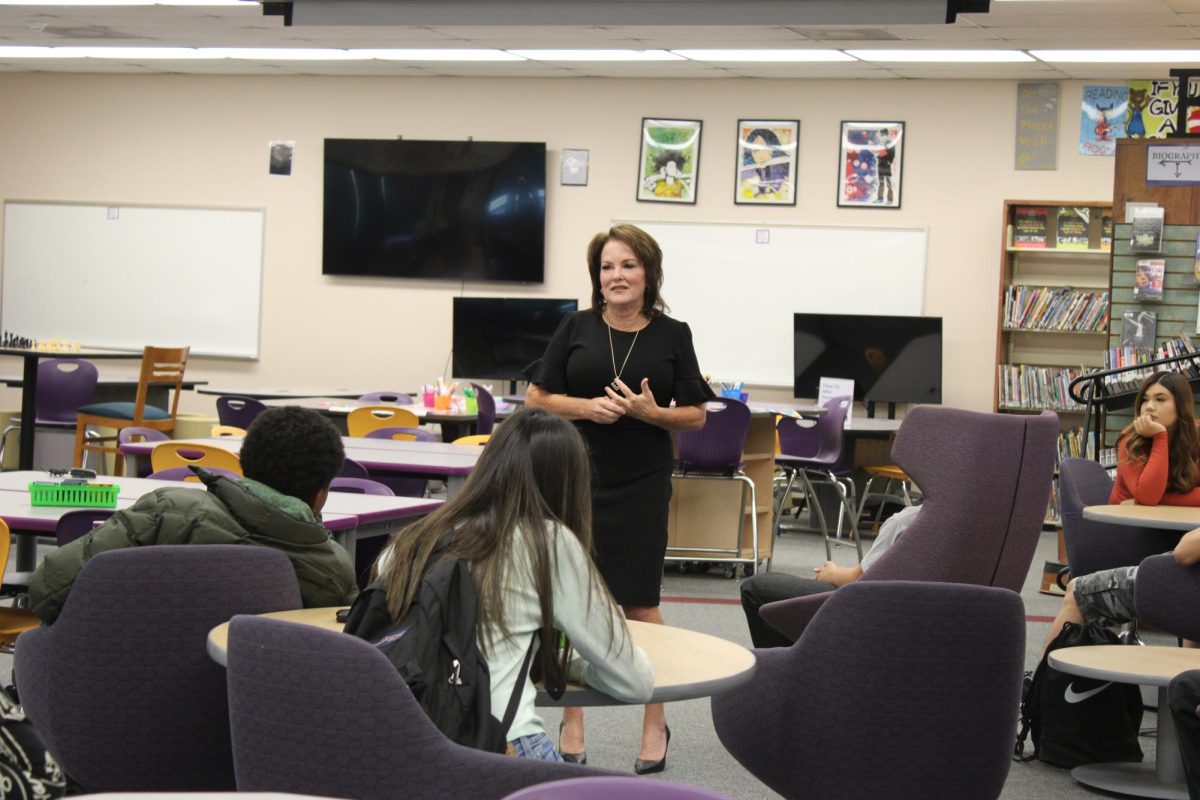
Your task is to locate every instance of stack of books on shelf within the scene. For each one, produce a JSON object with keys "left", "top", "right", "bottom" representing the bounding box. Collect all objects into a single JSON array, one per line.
[
  {"left": 1103, "top": 335, "right": 1200, "bottom": 394},
  {"left": 1056, "top": 427, "right": 1092, "bottom": 462},
  {"left": 1011, "top": 205, "right": 1108, "bottom": 251},
  {"left": 1046, "top": 478, "right": 1060, "bottom": 524},
  {"left": 1002, "top": 286, "right": 1109, "bottom": 332},
  {"left": 997, "top": 364, "right": 1084, "bottom": 411}
]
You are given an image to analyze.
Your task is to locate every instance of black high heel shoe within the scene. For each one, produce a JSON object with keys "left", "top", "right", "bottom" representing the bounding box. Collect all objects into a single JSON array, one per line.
[
  {"left": 634, "top": 725, "right": 670, "bottom": 775},
  {"left": 558, "top": 721, "right": 587, "bottom": 765}
]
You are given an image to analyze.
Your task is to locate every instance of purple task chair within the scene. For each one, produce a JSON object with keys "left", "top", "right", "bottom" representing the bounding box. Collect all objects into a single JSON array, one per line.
[
  {"left": 357, "top": 391, "right": 412, "bottom": 404},
  {"left": 226, "top": 616, "right": 615, "bottom": 800},
  {"left": 118, "top": 427, "right": 170, "bottom": 477},
  {"left": 330, "top": 476, "right": 394, "bottom": 496},
  {"left": 502, "top": 777, "right": 735, "bottom": 800},
  {"left": 774, "top": 397, "right": 860, "bottom": 561},
  {"left": 14, "top": 545, "right": 302, "bottom": 793},
  {"left": 673, "top": 398, "right": 758, "bottom": 577},
  {"left": 712, "top": 581, "right": 1025, "bottom": 800},
  {"left": 0, "top": 358, "right": 99, "bottom": 464},
  {"left": 470, "top": 383, "right": 497, "bottom": 435},
  {"left": 760, "top": 406, "right": 1058, "bottom": 643},
  {"left": 215, "top": 395, "right": 268, "bottom": 429},
  {"left": 1059, "top": 457, "right": 1177, "bottom": 578}
]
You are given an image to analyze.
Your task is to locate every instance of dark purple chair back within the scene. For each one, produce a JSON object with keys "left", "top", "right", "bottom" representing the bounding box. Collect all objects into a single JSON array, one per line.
[
  {"left": 676, "top": 398, "right": 750, "bottom": 475},
  {"left": 713, "top": 581, "right": 1024, "bottom": 800},
  {"left": 148, "top": 466, "right": 242, "bottom": 482},
  {"left": 118, "top": 427, "right": 169, "bottom": 477},
  {"left": 227, "top": 616, "right": 614, "bottom": 799},
  {"left": 761, "top": 407, "right": 1058, "bottom": 641},
  {"left": 365, "top": 426, "right": 438, "bottom": 442},
  {"left": 1060, "top": 457, "right": 1175, "bottom": 576},
  {"left": 357, "top": 391, "right": 411, "bottom": 404},
  {"left": 330, "top": 477, "right": 394, "bottom": 496},
  {"left": 776, "top": 416, "right": 819, "bottom": 460},
  {"left": 55, "top": 509, "right": 115, "bottom": 546},
  {"left": 37, "top": 359, "right": 99, "bottom": 424},
  {"left": 215, "top": 395, "right": 268, "bottom": 429},
  {"left": 338, "top": 457, "right": 370, "bottom": 479},
  {"left": 783, "top": 396, "right": 851, "bottom": 468},
  {"left": 1136, "top": 553, "right": 1200, "bottom": 642},
  {"left": 14, "top": 545, "right": 302, "bottom": 793},
  {"left": 502, "top": 777, "right": 734, "bottom": 799},
  {"left": 470, "top": 383, "right": 497, "bottom": 435}
]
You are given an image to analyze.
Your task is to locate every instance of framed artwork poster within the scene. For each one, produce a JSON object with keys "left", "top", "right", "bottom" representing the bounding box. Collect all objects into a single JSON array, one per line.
[
  {"left": 636, "top": 118, "right": 702, "bottom": 204},
  {"left": 837, "top": 121, "right": 904, "bottom": 209},
  {"left": 735, "top": 119, "right": 799, "bottom": 205}
]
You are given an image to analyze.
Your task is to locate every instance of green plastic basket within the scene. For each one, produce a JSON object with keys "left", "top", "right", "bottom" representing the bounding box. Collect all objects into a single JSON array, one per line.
[{"left": 28, "top": 482, "right": 119, "bottom": 508}]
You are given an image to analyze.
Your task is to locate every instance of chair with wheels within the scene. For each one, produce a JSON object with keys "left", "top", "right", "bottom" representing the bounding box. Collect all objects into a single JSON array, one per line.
[
  {"left": 671, "top": 398, "right": 758, "bottom": 579},
  {"left": 215, "top": 395, "right": 267, "bottom": 429},
  {"left": 73, "top": 346, "right": 189, "bottom": 475},
  {"left": 470, "top": 383, "right": 496, "bottom": 435},
  {"left": 14, "top": 545, "right": 302, "bottom": 792},
  {"left": 150, "top": 441, "right": 242, "bottom": 476},
  {"left": 227, "top": 615, "right": 613, "bottom": 800},
  {"left": 0, "top": 358, "right": 99, "bottom": 468},
  {"left": 348, "top": 405, "right": 420, "bottom": 438},
  {"left": 117, "top": 427, "right": 169, "bottom": 477},
  {"left": 365, "top": 426, "right": 438, "bottom": 442}
]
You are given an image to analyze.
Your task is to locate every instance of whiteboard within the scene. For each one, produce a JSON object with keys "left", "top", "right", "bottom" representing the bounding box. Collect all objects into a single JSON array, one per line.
[
  {"left": 629, "top": 220, "right": 927, "bottom": 387},
  {"left": 2, "top": 201, "right": 265, "bottom": 358}
]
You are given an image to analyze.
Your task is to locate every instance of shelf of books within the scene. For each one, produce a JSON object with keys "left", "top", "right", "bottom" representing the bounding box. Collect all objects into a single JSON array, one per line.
[{"left": 998, "top": 200, "right": 1113, "bottom": 526}]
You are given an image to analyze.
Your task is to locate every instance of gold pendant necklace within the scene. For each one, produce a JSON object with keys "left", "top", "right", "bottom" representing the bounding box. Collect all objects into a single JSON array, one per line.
[{"left": 606, "top": 315, "right": 641, "bottom": 391}]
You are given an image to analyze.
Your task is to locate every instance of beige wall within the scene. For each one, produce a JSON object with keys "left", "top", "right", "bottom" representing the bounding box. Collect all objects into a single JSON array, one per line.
[{"left": 0, "top": 73, "right": 1117, "bottom": 413}]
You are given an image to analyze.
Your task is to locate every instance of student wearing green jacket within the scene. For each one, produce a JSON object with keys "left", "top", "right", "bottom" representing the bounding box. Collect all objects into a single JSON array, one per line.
[{"left": 29, "top": 406, "right": 357, "bottom": 624}]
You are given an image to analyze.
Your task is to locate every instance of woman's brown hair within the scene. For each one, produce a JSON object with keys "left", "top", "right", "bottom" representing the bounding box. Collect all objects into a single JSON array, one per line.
[
  {"left": 1121, "top": 371, "right": 1200, "bottom": 493},
  {"left": 587, "top": 223, "right": 669, "bottom": 318}
]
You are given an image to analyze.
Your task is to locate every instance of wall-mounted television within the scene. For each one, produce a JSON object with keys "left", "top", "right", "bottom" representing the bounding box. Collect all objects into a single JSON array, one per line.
[
  {"left": 793, "top": 313, "right": 942, "bottom": 404},
  {"left": 323, "top": 139, "right": 546, "bottom": 283},
  {"left": 453, "top": 297, "right": 578, "bottom": 381}
]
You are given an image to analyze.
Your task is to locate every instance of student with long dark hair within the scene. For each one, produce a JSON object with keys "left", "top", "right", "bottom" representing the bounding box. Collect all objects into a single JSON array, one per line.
[{"left": 374, "top": 408, "right": 653, "bottom": 761}]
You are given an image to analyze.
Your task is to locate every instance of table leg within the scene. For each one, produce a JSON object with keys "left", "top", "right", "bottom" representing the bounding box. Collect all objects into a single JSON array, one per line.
[
  {"left": 17, "top": 355, "right": 38, "bottom": 471},
  {"left": 1071, "top": 687, "right": 1186, "bottom": 799},
  {"left": 446, "top": 475, "right": 465, "bottom": 498}
]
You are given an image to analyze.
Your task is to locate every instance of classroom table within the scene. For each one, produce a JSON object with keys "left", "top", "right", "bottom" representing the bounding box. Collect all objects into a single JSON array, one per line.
[
  {"left": 0, "top": 471, "right": 442, "bottom": 570},
  {"left": 0, "top": 373, "right": 208, "bottom": 408},
  {"left": 1083, "top": 504, "right": 1200, "bottom": 531},
  {"left": 119, "top": 436, "right": 482, "bottom": 498},
  {"left": 196, "top": 386, "right": 375, "bottom": 400},
  {"left": 262, "top": 396, "right": 513, "bottom": 440},
  {"left": 1050, "top": 645, "right": 1200, "bottom": 800},
  {"left": 0, "top": 346, "right": 149, "bottom": 471},
  {"left": 206, "top": 609, "right": 757, "bottom": 706}
]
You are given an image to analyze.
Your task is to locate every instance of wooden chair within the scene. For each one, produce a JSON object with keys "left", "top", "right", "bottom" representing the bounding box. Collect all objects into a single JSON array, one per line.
[
  {"left": 347, "top": 405, "right": 420, "bottom": 438},
  {"left": 151, "top": 441, "right": 243, "bottom": 476},
  {"left": 73, "top": 346, "right": 189, "bottom": 475},
  {"left": 0, "top": 519, "right": 42, "bottom": 652},
  {"left": 453, "top": 434, "right": 491, "bottom": 446},
  {"left": 211, "top": 425, "right": 247, "bottom": 437}
]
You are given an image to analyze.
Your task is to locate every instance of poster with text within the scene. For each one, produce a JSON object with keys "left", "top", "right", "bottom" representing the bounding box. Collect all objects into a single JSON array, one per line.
[{"left": 1079, "top": 85, "right": 1127, "bottom": 156}]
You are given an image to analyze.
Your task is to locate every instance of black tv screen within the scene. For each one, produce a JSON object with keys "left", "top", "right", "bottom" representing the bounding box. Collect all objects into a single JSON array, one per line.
[
  {"left": 793, "top": 313, "right": 942, "bottom": 404},
  {"left": 453, "top": 297, "right": 578, "bottom": 380},
  {"left": 323, "top": 139, "right": 546, "bottom": 282}
]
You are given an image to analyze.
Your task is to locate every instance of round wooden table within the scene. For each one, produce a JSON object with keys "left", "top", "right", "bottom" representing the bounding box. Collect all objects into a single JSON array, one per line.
[
  {"left": 1083, "top": 504, "right": 1200, "bottom": 531},
  {"left": 208, "top": 607, "right": 757, "bottom": 706}
]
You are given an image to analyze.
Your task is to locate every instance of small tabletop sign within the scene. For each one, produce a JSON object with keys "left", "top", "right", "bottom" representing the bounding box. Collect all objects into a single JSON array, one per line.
[{"left": 817, "top": 377, "right": 854, "bottom": 428}]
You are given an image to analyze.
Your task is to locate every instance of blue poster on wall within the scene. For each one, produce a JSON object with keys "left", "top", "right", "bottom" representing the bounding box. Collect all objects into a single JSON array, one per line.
[{"left": 1080, "top": 84, "right": 1128, "bottom": 156}]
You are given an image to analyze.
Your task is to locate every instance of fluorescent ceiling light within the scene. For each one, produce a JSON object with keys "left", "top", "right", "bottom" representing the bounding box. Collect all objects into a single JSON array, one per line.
[
  {"left": 1031, "top": 49, "right": 1200, "bottom": 63},
  {"left": 0, "top": 46, "right": 82, "bottom": 58},
  {"left": 354, "top": 49, "right": 525, "bottom": 62},
  {"left": 53, "top": 46, "right": 220, "bottom": 59},
  {"left": 672, "top": 49, "right": 854, "bottom": 62},
  {"left": 0, "top": 0, "right": 255, "bottom": 4},
  {"left": 208, "top": 48, "right": 362, "bottom": 61},
  {"left": 847, "top": 49, "right": 1034, "bottom": 63},
  {"left": 507, "top": 49, "right": 682, "bottom": 62}
]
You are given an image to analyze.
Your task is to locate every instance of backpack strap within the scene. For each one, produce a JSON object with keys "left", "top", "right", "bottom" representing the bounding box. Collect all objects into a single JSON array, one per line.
[{"left": 500, "top": 637, "right": 538, "bottom": 740}]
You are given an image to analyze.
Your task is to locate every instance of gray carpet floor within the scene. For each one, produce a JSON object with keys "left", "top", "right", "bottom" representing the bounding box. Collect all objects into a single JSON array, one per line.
[{"left": 0, "top": 521, "right": 1171, "bottom": 799}]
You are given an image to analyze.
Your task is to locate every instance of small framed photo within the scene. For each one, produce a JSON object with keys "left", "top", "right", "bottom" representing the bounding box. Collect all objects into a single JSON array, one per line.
[
  {"left": 268, "top": 140, "right": 295, "bottom": 176},
  {"left": 837, "top": 121, "right": 904, "bottom": 209},
  {"left": 561, "top": 148, "right": 589, "bottom": 186},
  {"left": 735, "top": 120, "right": 799, "bottom": 205},
  {"left": 636, "top": 118, "right": 702, "bottom": 204}
]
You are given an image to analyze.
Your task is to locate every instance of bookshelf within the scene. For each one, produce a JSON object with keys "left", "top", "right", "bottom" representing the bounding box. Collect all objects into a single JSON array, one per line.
[{"left": 997, "top": 200, "right": 1113, "bottom": 525}]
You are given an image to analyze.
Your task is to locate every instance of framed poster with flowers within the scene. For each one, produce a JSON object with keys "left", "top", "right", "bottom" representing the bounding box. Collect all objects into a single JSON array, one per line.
[
  {"left": 636, "top": 118, "right": 702, "bottom": 204},
  {"left": 735, "top": 120, "right": 798, "bottom": 205},
  {"left": 837, "top": 121, "right": 904, "bottom": 209}
]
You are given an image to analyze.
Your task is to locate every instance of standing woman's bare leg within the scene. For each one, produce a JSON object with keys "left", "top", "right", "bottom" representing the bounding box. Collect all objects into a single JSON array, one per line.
[{"left": 624, "top": 604, "right": 669, "bottom": 764}]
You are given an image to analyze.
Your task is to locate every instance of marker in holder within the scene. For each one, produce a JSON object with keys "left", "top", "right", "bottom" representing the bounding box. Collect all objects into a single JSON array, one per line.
[
  {"left": 720, "top": 387, "right": 749, "bottom": 403},
  {"left": 423, "top": 390, "right": 436, "bottom": 408},
  {"left": 434, "top": 394, "right": 452, "bottom": 411}
]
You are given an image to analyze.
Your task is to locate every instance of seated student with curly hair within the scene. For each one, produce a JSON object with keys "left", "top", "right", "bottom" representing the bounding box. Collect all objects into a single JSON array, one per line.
[{"left": 29, "top": 406, "right": 358, "bottom": 624}]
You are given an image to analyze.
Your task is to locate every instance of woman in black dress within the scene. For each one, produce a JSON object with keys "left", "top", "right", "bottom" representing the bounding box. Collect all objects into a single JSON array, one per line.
[{"left": 525, "top": 223, "right": 713, "bottom": 773}]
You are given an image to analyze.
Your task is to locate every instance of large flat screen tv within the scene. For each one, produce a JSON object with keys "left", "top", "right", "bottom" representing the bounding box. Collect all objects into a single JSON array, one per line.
[
  {"left": 793, "top": 313, "right": 942, "bottom": 404},
  {"left": 453, "top": 297, "right": 578, "bottom": 381},
  {"left": 323, "top": 139, "right": 546, "bottom": 282}
]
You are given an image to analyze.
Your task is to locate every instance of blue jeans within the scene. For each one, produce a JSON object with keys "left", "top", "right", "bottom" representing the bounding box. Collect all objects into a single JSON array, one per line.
[{"left": 510, "top": 732, "right": 563, "bottom": 761}]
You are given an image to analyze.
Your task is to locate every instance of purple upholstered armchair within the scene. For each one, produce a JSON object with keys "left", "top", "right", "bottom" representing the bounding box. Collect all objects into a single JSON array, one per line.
[
  {"left": 226, "top": 616, "right": 615, "bottom": 800},
  {"left": 14, "top": 545, "right": 302, "bottom": 792},
  {"left": 712, "top": 581, "right": 1025, "bottom": 800},
  {"left": 1135, "top": 553, "right": 1200, "bottom": 642},
  {"left": 760, "top": 406, "right": 1058, "bottom": 642}
]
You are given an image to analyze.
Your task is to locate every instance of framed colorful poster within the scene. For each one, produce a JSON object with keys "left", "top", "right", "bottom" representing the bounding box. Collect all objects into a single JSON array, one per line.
[
  {"left": 837, "top": 121, "right": 904, "bottom": 209},
  {"left": 636, "top": 118, "right": 702, "bottom": 204},
  {"left": 735, "top": 119, "right": 799, "bottom": 205}
]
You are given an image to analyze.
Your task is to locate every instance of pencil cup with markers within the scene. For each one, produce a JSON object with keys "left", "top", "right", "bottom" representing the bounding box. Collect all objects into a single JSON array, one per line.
[{"left": 430, "top": 378, "right": 458, "bottom": 411}]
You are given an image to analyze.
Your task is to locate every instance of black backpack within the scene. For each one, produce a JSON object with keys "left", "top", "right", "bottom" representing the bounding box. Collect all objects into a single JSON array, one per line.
[
  {"left": 342, "top": 556, "right": 534, "bottom": 754},
  {"left": 1015, "top": 620, "right": 1144, "bottom": 768},
  {"left": 0, "top": 686, "right": 66, "bottom": 800}
]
